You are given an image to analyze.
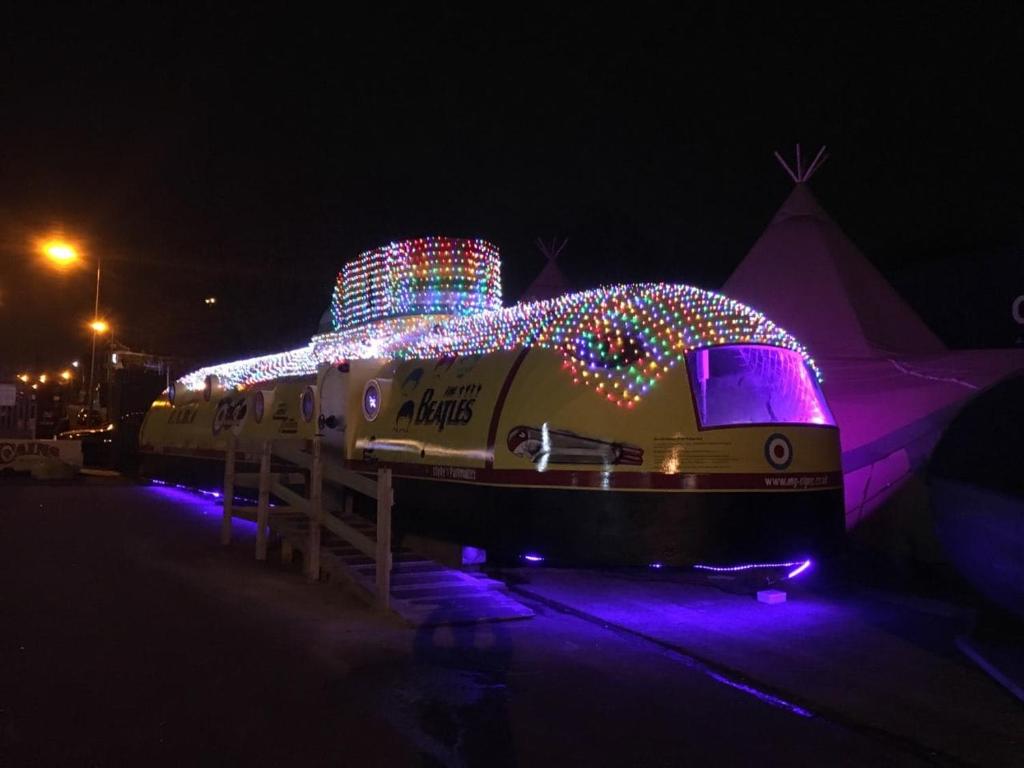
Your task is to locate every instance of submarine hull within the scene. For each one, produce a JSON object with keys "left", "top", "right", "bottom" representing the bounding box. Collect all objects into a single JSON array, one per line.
[
  {"left": 387, "top": 474, "right": 843, "bottom": 566},
  {"left": 140, "top": 345, "right": 845, "bottom": 567},
  {"left": 139, "top": 449, "right": 843, "bottom": 565}
]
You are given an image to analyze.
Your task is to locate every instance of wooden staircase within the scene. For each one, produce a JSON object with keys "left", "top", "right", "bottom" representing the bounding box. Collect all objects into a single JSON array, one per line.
[{"left": 228, "top": 435, "right": 533, "bottom": 627}]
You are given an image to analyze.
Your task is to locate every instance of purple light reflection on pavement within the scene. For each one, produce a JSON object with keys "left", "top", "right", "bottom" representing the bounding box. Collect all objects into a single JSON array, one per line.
[
  {"left": 705, "top": 670, "right": 814, "bottom": 718},
  {"left": 145, "top": 484, "right": 258, "bottom": 531},
  {"left": 508, "top": 580, "right": 819, "bottom": 720}
]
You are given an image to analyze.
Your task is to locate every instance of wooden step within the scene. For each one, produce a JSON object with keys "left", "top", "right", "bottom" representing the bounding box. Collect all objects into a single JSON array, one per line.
[{"left": 258, "top": 460, "right": 533, "bottom": 626}]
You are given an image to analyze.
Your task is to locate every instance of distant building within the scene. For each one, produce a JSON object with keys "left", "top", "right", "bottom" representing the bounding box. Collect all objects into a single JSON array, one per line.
[
  {"left": 0, "top": 379, "right": 71, "bottom": 439},
  {"left": 0, "top": 380, "right": 34, "bottom": 438}
]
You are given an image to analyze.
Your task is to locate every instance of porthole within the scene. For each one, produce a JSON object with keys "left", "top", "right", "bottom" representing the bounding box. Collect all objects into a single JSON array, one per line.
[
  {"left": 362, "top": 380, "right": 381, "bottom": 422},
  {"left": 300, "top": 386, "right": 316, "bottom": 423}
]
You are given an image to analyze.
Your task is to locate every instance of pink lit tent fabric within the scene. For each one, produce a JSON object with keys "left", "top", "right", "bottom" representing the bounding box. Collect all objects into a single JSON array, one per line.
[{"left": 724, "top": 182, "right": 1024, "bottom": 526}]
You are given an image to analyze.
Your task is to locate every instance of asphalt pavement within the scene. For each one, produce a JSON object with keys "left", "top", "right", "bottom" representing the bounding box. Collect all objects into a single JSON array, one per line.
[{"left": 1, "top": 479, "right": 1009, "bottom": 766}]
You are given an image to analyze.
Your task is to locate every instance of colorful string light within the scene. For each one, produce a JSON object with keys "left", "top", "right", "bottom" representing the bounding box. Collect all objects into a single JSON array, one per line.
[
  {"left": 332, "top": 237, "right": 502, "bottom": 330},
  {"left": 179, "top": 239, "right": 821, "bottom": 409},
  {"left": 179, "top": 346, "right": 318, "bottom": 392}
]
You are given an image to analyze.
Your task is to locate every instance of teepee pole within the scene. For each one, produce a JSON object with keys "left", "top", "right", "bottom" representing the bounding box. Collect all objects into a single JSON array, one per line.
[
  {"left": 773, "top": 151, "right": 799, "bottom": 183},
  {"left": 775, "top": 145, "right": 828, "bottom": 184},
  {"left": 804, "top": 146, "right": 829, "bottom": 180}
]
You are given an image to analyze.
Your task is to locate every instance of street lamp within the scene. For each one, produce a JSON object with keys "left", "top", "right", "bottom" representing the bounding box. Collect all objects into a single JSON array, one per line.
[
  {"left": 38, "top": 235, "right": 104, "bottom": 410},
  {"left": 87, "top": 317, "right": 110, "bottom": 409},
  {"left": 41, "top": 239, "right": 79, "bottom": 268}
]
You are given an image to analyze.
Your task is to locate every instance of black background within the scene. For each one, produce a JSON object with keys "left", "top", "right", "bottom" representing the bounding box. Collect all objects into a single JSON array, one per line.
[{"left": 2, "top": 4, "right": 1022, "bottom": 372}]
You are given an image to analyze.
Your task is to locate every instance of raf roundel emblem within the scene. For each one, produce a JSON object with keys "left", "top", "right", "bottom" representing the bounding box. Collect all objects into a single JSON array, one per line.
[{"left": 764, "top": 433, "right": 793, "bottom": 470}]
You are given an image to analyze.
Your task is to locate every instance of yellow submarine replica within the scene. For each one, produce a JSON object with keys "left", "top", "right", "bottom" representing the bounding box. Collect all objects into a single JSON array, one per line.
[{"left": 140, "top": 237, "right": 843, "bottom": 565}]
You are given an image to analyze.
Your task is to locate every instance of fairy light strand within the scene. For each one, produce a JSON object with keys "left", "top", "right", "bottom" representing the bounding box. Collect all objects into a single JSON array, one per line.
[{"left": 178, "top": 239, "right": 821, "bottom": 407}]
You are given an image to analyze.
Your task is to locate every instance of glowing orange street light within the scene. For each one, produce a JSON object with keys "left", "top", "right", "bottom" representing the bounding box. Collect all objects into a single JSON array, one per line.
[
  {"left": 40, "top": 239, "right": 80, "bottom": 268},
  {"left": 17, "top": 373, "right": 30, "bottom": 383},
  {"left": 60, "top": 370, "right": 72, "bottom": 381},
  {"left": 37, "top": 232, "right": 105, "bottom": 409},
  {"left": 38, "top": 373, "right": 48, "bottom": 384}
]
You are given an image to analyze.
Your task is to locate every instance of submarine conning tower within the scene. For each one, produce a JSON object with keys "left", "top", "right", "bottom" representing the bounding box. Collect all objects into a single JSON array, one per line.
[{"left": 330, "top": 236, "right": 503, "bottom": 330}]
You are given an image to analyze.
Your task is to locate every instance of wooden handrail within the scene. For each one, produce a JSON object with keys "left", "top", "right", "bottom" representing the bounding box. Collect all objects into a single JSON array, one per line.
[
  {"left": 271, "top": 442, "right": 378, "bottom": 499},
  {"left": 225, "top": 436, "right": 394, "bottom": 611},
  {"left": 307, "top": 436, "right": 322, "bottom": 581},
  {"left": 376, "top": 468, "right": 393, "bottom": 612},
  {"left": 270, "top": 480, "right": 378, "bottom": 560},
  {"left": 255, "top": 440, "right": 271, "bottom": 561},
  {"left": 221, "top": 432, "right": 236, "bottom": 546}
]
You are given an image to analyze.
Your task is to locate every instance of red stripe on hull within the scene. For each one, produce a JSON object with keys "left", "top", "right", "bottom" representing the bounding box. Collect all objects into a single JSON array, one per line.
[
  {"left": 140, "top": 446, "right": 841, "bottom": 492},
  {"left": 346, "top": 459, "right": 841, "bottom": 492}
]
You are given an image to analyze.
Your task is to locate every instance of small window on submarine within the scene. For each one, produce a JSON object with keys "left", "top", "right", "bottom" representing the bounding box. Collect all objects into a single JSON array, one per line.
[
  {"left": 575, "top": 329, "right": 643, "bottom": 369},
  {"left": 687, "top": 345, "right": 835, "bottom": 427}
]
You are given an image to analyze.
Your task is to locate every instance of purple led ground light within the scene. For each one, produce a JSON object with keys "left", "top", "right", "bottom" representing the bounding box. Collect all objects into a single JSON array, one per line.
[
  {"left": 693, "top": 559, "right": 812, "bottom": 577},
  {"left": 785, "top": 560, "right": 812, "bottom": 579}
]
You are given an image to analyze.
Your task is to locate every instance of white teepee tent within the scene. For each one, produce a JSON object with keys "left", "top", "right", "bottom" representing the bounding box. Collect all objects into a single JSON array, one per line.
[
  {"left": 724, "top": 148, "right": 944, "bottom": 359},
  {"left": 726, "top": 147, "right": 1024, "bottom": 525},
  {"left": 521, "top": 237, "right": 571, "bottom": 302}
]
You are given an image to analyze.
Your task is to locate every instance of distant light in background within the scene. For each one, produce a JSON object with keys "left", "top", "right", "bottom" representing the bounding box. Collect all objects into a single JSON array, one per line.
[
  {"left": 111, "top": 353, "right": 118, "bottom": 364},
  {"left": 60, "top": 370, "right": 71, "bottom": 381},
  {"left": 38, "top": 373, "right": 47, "bottom": 383},
  {"left": 71, "top": 360, "right": 80, "bottom": 368},
  {"left": 17, "top": 373, "right": 29, "bottom": 383},
  {"left": 204, "top": 296, "right": 217, "bottom": 305},
  {"left": 89, "top": 319, "right": 110, "bottom": 334}
]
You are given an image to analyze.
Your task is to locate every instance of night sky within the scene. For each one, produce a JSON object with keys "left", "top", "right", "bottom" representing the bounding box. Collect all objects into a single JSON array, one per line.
[{"left": 2, "top": 5, "right": 1022, "bottom": 374}]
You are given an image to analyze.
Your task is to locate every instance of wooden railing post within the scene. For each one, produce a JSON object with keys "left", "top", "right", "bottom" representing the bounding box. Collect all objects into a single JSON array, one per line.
[
  {"left": 221, "top": 432, "right": 236, "bottom": 546},
  {"left": 375, "top": 467, "right": 393, "bottom": 611},
  {"left": 306, "top": 435, "right": 322, "bottom": 581},
  {"left": 255, "top": 439, "right": 271, "bottom": 561}
]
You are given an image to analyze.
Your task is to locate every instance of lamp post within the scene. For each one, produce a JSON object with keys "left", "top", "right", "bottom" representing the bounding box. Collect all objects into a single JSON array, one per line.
[
  {"left": 87, "top": 257, "right": 102, "bottom": 410},
  {"left": 40, "top": 238, "right": 108, "bottom": 410}
]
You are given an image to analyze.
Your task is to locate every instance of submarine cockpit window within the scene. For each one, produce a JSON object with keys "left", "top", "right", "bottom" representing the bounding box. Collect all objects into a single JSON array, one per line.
[{"left": 687, "top": 345, "right": 835, "bottom": 427}]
